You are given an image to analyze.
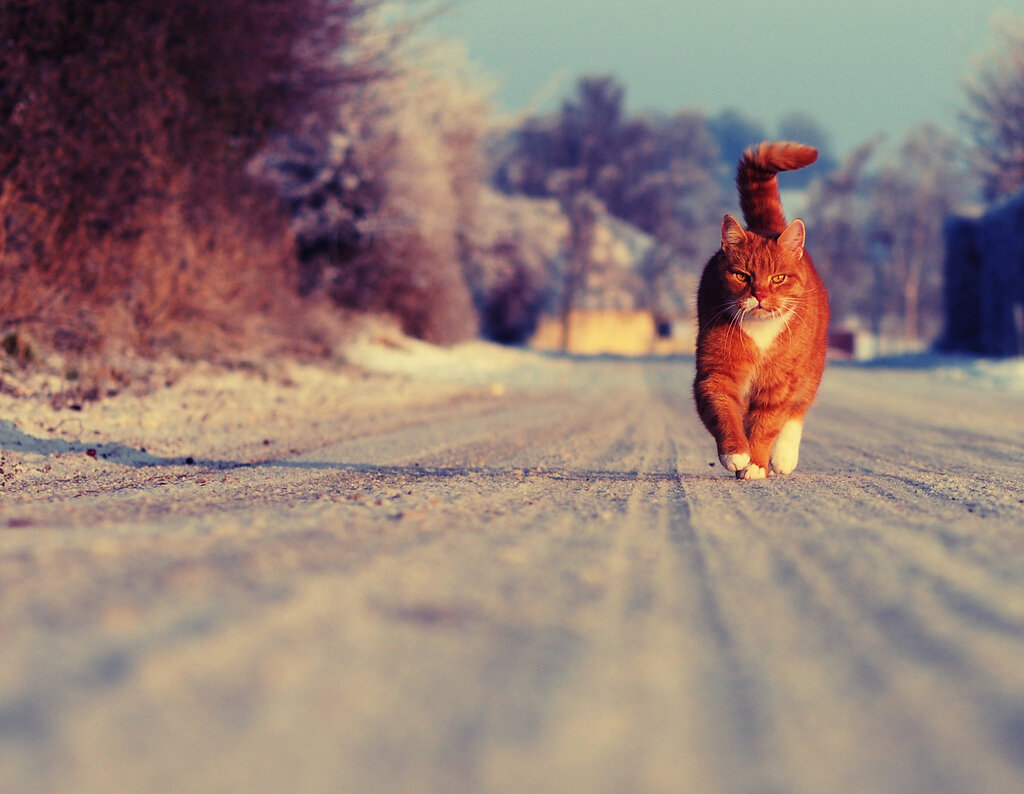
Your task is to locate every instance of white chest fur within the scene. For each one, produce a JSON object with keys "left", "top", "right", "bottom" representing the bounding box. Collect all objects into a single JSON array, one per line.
[{"left": 739, "top": 310, "right": 792, "bottom": 352}]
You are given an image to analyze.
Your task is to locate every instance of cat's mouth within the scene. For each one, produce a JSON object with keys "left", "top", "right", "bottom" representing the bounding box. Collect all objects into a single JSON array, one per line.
[
  {"left": 746, "top": 306, "right": 780, "bottom": 320},
  {"left": 738, "top": 297, "right": 782, "bottom": 320}
]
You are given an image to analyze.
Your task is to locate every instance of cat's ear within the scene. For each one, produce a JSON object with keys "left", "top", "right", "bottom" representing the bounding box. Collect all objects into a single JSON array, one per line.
[
  {"left": 778, "top": 219, "right": 805, "bottom": 253},
  {"left": 721, "top": 215, "right": 747, "bottom": 248}
]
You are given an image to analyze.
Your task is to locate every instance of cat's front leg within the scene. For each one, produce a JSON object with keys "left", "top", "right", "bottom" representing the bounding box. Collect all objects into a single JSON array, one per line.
[
  {"left": 769, "top": 418, "right": 804, "bottom": 474},
  {"left": 694, "top": 373, "right": 751, "bottom": 471},
  {"left": 692, "top": 370, "right": 749, "bottom": 475},
  {"left": 744, "top": 404, "right": 790, "bottom": 478}
]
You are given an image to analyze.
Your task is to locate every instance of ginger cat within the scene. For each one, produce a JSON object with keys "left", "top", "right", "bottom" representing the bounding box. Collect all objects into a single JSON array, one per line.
[{"left": 694, "top": 141, "right": 829, "bottom": 479}]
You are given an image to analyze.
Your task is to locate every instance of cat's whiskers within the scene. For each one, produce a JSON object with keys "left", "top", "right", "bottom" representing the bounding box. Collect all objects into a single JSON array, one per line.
[
  {"left": 724, "top": 309, "right": 739, "bottom": 348},
  {"left": 702, "top": 300, "right": 751, "bottom": 351},
  {"left": 728, "top": 304, "right": 751, "bottom": 348},
  {"left": 701, "top": 301, "right": 740, "bottom": 334},
  {"left": 789, "top": 294, "right": 819, "bottom": 339},
  {"left": 781, "top": 307, "right": 797, "bottom": 340},
  {"left": 779, "top": 298, "right": 806, "bottom": 339}
]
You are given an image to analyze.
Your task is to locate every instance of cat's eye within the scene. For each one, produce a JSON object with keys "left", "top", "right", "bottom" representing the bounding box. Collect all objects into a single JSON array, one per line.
[
  {"left": 731, "top": 271, "right": 750, "bottom": 283},
  {"left": 771, "top": 274, "right": 787, "bottom": 284}
]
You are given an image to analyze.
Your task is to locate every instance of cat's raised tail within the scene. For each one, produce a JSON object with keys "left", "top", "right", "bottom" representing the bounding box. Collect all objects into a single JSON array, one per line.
[{"left": 736, "top": 141, "right": 818, "bottom": 236}]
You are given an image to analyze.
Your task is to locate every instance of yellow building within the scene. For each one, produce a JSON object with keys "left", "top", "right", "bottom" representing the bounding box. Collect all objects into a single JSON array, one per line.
[{"left": 531, "top": 310, "right": 694, "bottom": 357}]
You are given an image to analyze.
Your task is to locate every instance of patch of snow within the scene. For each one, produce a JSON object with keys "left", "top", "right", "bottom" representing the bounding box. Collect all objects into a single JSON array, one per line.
[
  {"left": 935, "top": 357, "right": 1024, "bottom": 393},
  {"left": 344, "top": 331, "right": 565, "bottom": 387},
  {"left": 856, "top": 352, "right": 1024, "bottom": 393}
]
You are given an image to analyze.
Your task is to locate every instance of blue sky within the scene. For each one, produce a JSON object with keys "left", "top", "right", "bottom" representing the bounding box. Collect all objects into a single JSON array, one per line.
[{"left": 431, "top": 0, "right": 1018, "bottom": 154}]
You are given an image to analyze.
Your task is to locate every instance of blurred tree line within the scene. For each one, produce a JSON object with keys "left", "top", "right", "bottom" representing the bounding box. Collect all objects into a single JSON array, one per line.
[
  {"left": 488, "top": 76, "right": 851, "bottom": 340},
  {"left": 800, "top": 6, "right": 1024, "bottom": 347},
  {"left": 485, "top": 13, "right": 1021, "bottom": 351},
  {"left": 0, "top": 0, "right": 1020, "bottom": 389},
  {"left": 489, "top": 74, "right": 974, "bottom": 346}
]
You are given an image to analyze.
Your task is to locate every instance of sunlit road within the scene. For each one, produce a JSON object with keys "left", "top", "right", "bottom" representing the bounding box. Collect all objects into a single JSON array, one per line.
[{"left": 2, "top": 357, "right": 1024, "bottom": 793}]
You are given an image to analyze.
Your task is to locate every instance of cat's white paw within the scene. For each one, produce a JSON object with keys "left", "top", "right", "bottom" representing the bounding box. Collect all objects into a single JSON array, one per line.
[
  {"left": 770, "top": 419, "right": 803, "bottom": 475},
  {"left": 720, "top": 452, "right": 750, "bottom": 472},
  {"left": 738, "top": 463, "right": 768, "bottom": 480}
]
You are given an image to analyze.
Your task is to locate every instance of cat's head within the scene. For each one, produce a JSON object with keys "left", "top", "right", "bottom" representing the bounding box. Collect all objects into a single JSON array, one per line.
[{"left": 718, "top": 214, "right": 809, "bottom": 320}]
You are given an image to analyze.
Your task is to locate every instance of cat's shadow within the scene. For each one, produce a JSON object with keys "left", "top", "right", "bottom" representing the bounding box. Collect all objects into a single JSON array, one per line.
[
  {"left": 0, "top": 419, "right": 194, "bottom": 468},
  {"left": 0, "top": 420, "right": 733, "bottom": 483}
]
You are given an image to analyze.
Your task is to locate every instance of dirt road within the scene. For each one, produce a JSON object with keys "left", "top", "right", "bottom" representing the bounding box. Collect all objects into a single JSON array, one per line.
[{"left": 2, "top": 352, "right": 1024, "bottom": 793}]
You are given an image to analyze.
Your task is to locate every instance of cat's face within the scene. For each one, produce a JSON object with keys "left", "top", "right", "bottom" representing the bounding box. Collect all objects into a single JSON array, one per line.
[{"left": 719, "top": 215, "right": 808, "bottom": 320}]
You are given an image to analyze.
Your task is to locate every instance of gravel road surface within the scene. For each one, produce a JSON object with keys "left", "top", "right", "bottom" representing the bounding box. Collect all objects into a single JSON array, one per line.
[{"left": 1, "top": 351, "right": 1023, "bottom": 793}]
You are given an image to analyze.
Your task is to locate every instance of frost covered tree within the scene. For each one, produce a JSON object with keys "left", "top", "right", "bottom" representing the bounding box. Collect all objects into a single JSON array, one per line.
[
  {"left": 867, "top": 126, "right": 974, "bottom": 341},
  {"left": 962, "top": 12, "right": 1024, "bottom": 200},
  {"left": 803, "top": 138, "right": 881, "bottom": 330},
  {"left": 493, "top": 76, "right": 727, "bottom": 317},
  {"left": 253, "top": 37, "right": 493, "bottom": 345},
  {"left": 805, "top": 127, "right": 973, "bottom": 342}
]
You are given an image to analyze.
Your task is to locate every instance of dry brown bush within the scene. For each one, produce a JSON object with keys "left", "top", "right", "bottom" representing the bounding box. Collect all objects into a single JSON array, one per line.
[{"left": 0, "top": 0, "right": 379, "bottom": 369}]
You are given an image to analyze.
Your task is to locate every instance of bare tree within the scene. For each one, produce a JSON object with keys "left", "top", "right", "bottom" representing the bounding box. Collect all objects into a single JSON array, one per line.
[
  {"left": 962, "top": 12, "right": 1024, "bottom": 200},
  {"left": 803, "top": 138, "right": 882, "bottom": 329},
  {"left": 494, "top": 75, "right": 627, "bottom": 198},
  {"left": 546, "top": 170, "right": 602, "bottom": 350},
  {"left": 493, "top": 80, "right": 727, "bottom": 319},
  {"left": 626, "top": 112, "right": 724, "bottom": 316},
  {"left": 566, "top": 76, "right": 626, "bottom": 192},
  {"left": 806, "top": 127, "right": 973, "bottom": 342},
  {"left": 867, "top": 126, "right": 974, "bottom": 341}
]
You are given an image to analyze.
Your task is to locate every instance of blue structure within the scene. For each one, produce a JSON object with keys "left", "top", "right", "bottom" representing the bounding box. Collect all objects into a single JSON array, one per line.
[{"left": 940, "top": 195, "right": 1024, "bottom": 356}]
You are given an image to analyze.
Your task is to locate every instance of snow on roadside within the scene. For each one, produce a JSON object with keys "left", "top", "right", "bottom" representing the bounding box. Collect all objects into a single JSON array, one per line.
[
  {"left": 0, "top": 334, "right": 566, "bottom": 488},
  {"left": 0, "top": 360, "right": 387, "bottom": 484},
  {"left": 850, "top": 351, "right": 1024, "bottom": 392},
  {"left": 343, "top": 328, "right": 567, "bottom": 388},
  {"left": 935, "top": 357, "right": 1024, "bottom": 392},
  {"left": 871, "top": 353, "right": 1024, "bottom": 393}
]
